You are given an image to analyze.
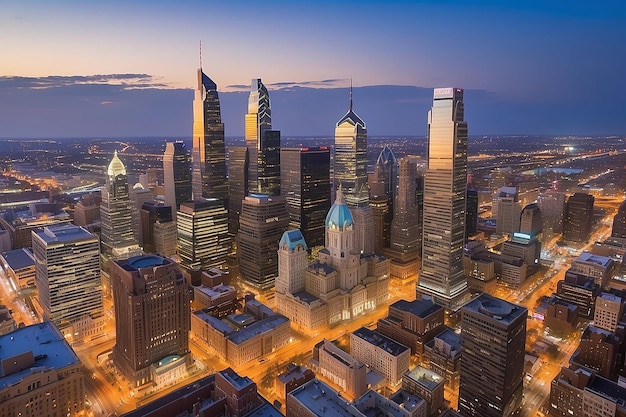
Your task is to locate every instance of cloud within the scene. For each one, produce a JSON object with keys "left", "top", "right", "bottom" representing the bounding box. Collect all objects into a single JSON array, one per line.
[
  {"left": 0, "top": 74, "right": 174, "bottom": 90},
  {"left": 224, "top": 79, "right": 351, "bottom": 92}
]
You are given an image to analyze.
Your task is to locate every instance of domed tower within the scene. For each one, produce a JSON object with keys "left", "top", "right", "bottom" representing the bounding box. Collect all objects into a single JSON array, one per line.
[
  {"left": 325, "top": 185, "right": 355, "bottom": 259},
  {"left": 276, "top": 230, "right": 308, "bottom": 295}
]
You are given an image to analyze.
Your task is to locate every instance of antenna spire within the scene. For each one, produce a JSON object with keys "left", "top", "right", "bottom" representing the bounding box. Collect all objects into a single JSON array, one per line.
[
  {"left": 349, "top": 79, "right": 353, "bottom": 112},
  {"left": 199, "top": 40, "right": 202, "bottom": 69}
]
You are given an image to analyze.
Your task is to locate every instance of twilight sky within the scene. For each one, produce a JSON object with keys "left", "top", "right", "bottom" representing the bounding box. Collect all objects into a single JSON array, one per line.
[{"left": 1, "top": 0, "right": 625, "bottom": 137}]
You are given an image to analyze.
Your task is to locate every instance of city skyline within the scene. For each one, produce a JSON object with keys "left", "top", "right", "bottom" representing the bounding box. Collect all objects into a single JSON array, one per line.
[{"left": 1, "top": 1, "right": 625, "bottom": 137}]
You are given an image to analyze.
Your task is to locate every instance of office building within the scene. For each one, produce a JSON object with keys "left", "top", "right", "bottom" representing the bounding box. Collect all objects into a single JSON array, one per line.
[
  {"left": 549, "top": 366, "right": 592, "bottom": 417},
  {"left": 0, "top": 322, "right": 84, "bottom": 417},
  {"left": 228, "top": 146, "right": 249, "bottom": 235},
  {"left": 519, "top": 202, "right": 543, "bottom": 239},
  {"left": 537, "top": 191, "right": 566, "bottom": 236},
  {"left": 0, "top": 203, "right": 71, "bottom": 250},
  {"left": 100, "top": 151, "right": 140, "bottom": 262},
  {"left": 191, "top": 67, "right": 228, "bottom": 204},
  {"left": 423, "top": 328, "right": 462, "bottom": 389},
  {"left": 351, "top": 327, "right": 411, "bottom": 389},
  {"left": 494, "top": 188, "right": 521, "bottom": 235},
  {"left": 177, "top": 199, "right": 231, "bottom": 273},
  {"left": 0, "top": 247, "right": 35, "bottom": 290},
  {"left": 417, "top": 88, "right": 468, "bottom": 309},
  {"left": 237, "top": 194, "right": 289, "bottom": 290},
  {"left": 275, "top": 364, "right": 315, "bottom": 402},
  {"left": 466, "top": 189, "right": 478, "bottom": 237},
  {"left": 275, "top": 188, "right": 390, "bottom": 330},
  {"left": 377, "top": 298, "right": 445, "bottom": 357},
  {"left": 129, "top": 183, "right": 153, "bottom": 246},
  {"left": 370, "top": 146, "right": 398, "bottom": 248},
  {"left": 557, "top": 271, "right": 600, "bottom": 319},
  {"left": 571, "top": 325, "right": 620, "bottom": 380},
  {"left": 245, "top": 79, "right": 280, "bottom": 196},
  {"left": 612, "top": 200, "right": 626, "bottom": 238},
  {"left": 281, "top": 147, "right": 331, "bottom": 249},
  {"left": 564, "top": 192, "right": 594, "bottom": 243},
  {"left": 163, "top": 141, "right": 192, "bottom": 218},
  {"left": 140, "top": 201, "right": 175, "bottom": 255},
  {"left": 316, "top": 339, "right": 367, "bottom": 401},
  {"left": 458, "top": 293, "right": 527, "bottom": 417},
  {"left": 570, "top": 251, "right": 613, "bottom": 287},
  {"left": 594, "top": 290, "right": 626, "bottom": 332},
  {"left": 32, "top": 224, "right": 104, "bottom": 343},
  {"left": 111, "top": 254, "right": 191, "bottom": 388},
  {"left": 73, "top": 191, "right": 101, "bottom": 231},
  {"left": 402, "top": 366, "right": 445, "bottom": 416}
]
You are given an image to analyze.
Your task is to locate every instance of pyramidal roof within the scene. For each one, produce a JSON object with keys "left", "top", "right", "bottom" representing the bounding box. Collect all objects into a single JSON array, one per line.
[
  {"left": 107, "top": 150, "right": 126, "bottom": 177},
  {"left": 336, "top": 85, "right": 365, "bottom": 128}
]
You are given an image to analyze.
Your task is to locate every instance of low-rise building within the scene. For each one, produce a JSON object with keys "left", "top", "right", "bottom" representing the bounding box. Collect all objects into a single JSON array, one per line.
[
  {"left": 571, "top": 326, "right": 620, "bottom": 380},
  {"left": 557, "top": 271, "right": 601, "bottom": 319},
  {"left": 0, "top": 247, "right": 35, "bottom": 290},
  {"left": 351, "top": 327, "right": 410, "bottom": 389},
  {"left": 194, "top": 284, "right": 237, "bottom": 310},
  {"left": 402, "top": 366, "right": 445, "bottom": 416},
  {"left": 550, "top": 365, "right": 592, "bottom": 417},
  {"left": 275, "top": 363, "right": 315, "bottom": 401},
  {"left": 571, "top": 252, "right": 614, "bottom": 288},
  {"left": 316, "top": 339, "right": 367, "bottom": 401},
  {"left": 423, "top": 328, "right": 461, "bottom": 389},
  {"left": 594, "top": 290, "right": 626, "bottom": 333},
  {"left": 0, "top": 322, "right": 84, "bottom": 416}
]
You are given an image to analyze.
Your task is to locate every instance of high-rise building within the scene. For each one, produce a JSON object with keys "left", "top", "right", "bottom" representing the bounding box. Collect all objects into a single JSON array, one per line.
[
  {"left": 519, "top": 202, "right": 543, "bottom": 239},
  {"left": 458, "top": 293, "right": 527, "bottom": 417},
  {"left": 140, "top": 201, "right": 175, "bottom": 255},
  {"left": 73, "top": 191, "right": 101, "bottom": 231},
  {"left": 334, "top": 87, "right": 368, "bottom": 206},
  {"left": 237, "top": 195, "right": 289, "bottom": 290},
  {"left": 129, "top": 183, "right": 154, "bottom": 246},
  {"left": 111, "top": 254, "right": 191, "bottom": 388},
  {"left": 245, "top": 79, "right": 280, "bottom": 195},
  {"left": 192, "top": 68, "right": 228, "bottom": 203},
  {"left": 465, "top": 189, "right": 478, "bottom": 237},
  {"left": 612, "top": 199, "right": 626, "bottom": 238},
  {"left": 537, "top": 191, "right": 566, "bottom": 236},
  {"left": 32, "top": 223, "right": 104, "bottom": 342},
  {"left": 228, "top": 146, "right": 249, "bottom": 236},
  {"left": 494, "top": 187, "right": 521, "bottom": 235},
  {"left": 177, "top": 200, "right": 231, "bottom": 272},
  {"left": 564, "top": 192, "right": 594, "bottom": 243},
  {"left": 275, "top": 229, "right": 308, "bottom": 295},
  {"left": 370, "top": 146, "right": 398, "bottom": 248},
  {"left": 280, "top": 147, "right": 331, "bottom": 249},
  {"left": 163, "top": 141, "right": 192, "bottom": 218},
  {"left": 389, "top": 157, "right": 421, "bottom": 258},
  {"left": 100, "top": 151, "right": 140, "bottom": 260},
  {"left": 417, "top": 88, "right": 468, "bottom": 309}
]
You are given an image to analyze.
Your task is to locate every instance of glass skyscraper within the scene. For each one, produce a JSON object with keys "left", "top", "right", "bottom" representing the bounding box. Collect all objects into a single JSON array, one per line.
[
  {"left": 334, "top": 89, "right": 368, "bottom": 207},
  {"left": 163, "top": 140, "right": 192, "bottom": 219},
  {"left": 245, "top": 79, "right": 280, "bottom": 196},
  {"left": 417, "top": 88, "right": 468, "bottom": 309},
  {"left": 228, "top": 146, "right": 249, "bottom": 236},
  {"left": 192, "top": 68, "right": 228, "bottom": 204}
]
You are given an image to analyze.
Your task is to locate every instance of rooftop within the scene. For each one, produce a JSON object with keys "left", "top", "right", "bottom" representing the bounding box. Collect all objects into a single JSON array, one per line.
[
  {"left": 576, "top": 251, "right": 612, "bottom": 268},
  {"left": 289, "top": 379, "right": 354, "bottom": 417},
  {"left": 390, "top": 299, "right": 442, "bottom": 318},
  {"left": 279, "top": 229, "right": 308, "bottom": 251},
  {"left": 34, "top": 223, "right": 97, "bottom": 244},
  {"left": 219, "top": 367, "right": 255, "bottom": 389},
  {"left": 404, "top": 366, "right": 444, "bottom": 390},
  {"left": 0, "top": 248, "right": 35, "bottom": 270},
  {"left": 585, "top": 375, "right": 626, "bottom": 407},
  {"left": 463, "top": 293, "right": 527, "bottom": 325},
  {"left": 228, "top": 314, "right": 289, "bottom": 345},
  {"left": 352, "top": 327, "right": 410, "bottom": 356},
  {"left": 0, "top": 322, "right": 80, "bottom": 390}
]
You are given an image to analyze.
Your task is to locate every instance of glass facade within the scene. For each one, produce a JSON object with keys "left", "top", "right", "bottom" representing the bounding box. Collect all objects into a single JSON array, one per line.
[
  {"left": 245, "top": 79, "right": 273, "bottom": 195},
  {"left": 163, "top": 141, "right": 192, "bottom": 217},
  {"left": 192, "top": 69, "right": 228, "bottom": 204},
  {"left": 389, "top": 158, "right": 421, "bottom": 255},
  {"left": 258, "top": 130, "right": 281, "bottom": 196},
  {"left": 228, "top": 146, "right": 249, "bottom": 236},
  {"left": 417, "top": 88, "right": 468, "bottom": 309},
  {"left": 280, "top": 147, "right": 331, "bottom": 248}
]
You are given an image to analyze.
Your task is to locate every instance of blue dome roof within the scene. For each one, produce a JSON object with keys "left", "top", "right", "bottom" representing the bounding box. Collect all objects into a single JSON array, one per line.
[
  {"left": 326, "top": 186, "right": 353, "bottom": 230},
  {"left": 279, "top": 230, "right": 307, "bottom": 251}
]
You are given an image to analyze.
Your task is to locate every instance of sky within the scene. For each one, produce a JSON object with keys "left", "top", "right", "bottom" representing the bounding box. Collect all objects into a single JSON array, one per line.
[{"left": 1, "top": 0, "right": 625, "bottom": 138}]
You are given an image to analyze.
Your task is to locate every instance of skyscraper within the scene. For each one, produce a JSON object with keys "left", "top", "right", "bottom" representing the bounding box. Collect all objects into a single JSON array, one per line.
[
  {"left": 280, "top": 147, "right": 331, "bottom": 249},
  {"left": 192, "top": 68, "right": 228, "bottom": 203},
  {"left": 140, "top": 201, "right": 175, "bottom": 255},
  {"left": 163, "top": 141, "right": 192, "bottom": 219},
  {"left": 228, "top": 146, "right": 249, "bottom": 236},
  {"left": 519, "top": 202, "right": 543, "bottom": 239},
  {"left": 245, "top": 79, "right": 280, "bottom": 195},
  {"left": 177, "top": 200, "right": 231, "bottom": 272},
  {"left": 32, "top": 223, "right": 104, "bottom": 342},
  {"left": 237, "top": 194, "right": 289, "bottom": 290},
  {"left": 100, "top": 151, "right": 140, "bottom": 261},
  {"left": 563, "top": 192, "right": 594, "bottom": 243},
  {"left": 417, "top": 88, "right": 468, "bottom": 309},
  {"left": 111, "top": 254, "right": 191, "bottom": 388},
  {"left": 370, "top": 146, "right": 398, "bottom": 249},
  {"left": 389, "top": 157, "right": 421, "bottom": 258},
  {"left": 612, "top": 200, "right": 626, "bottom": 238},
  {"left": 458, "top": 293, "right": 527, "bottom": 417},
  {"left": 334, "top": 87, "right": 368, "bottom": 207},
  {"left": 465, "top": 189, "right": 478, "bottom": 237},
  {"left": 129, "top": 183, "right": 153, "bottom": 246}
]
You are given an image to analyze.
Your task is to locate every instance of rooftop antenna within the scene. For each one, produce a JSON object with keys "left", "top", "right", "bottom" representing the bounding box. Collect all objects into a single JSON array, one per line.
[{"left": 349, "top": 78, "right": 353, "bottom": 112}]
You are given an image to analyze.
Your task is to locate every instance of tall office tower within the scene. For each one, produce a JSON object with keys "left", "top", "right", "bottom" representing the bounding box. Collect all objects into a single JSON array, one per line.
[
  {"left": 245, "top": 79, "right": 280, "bottom": 195},
  {"left": 495, "top": 187, "right": 521, "bottom": 235},
  {"left": 369, "top": 146, "right": 398, "bottom": 248},
  {"left": 237, "top": 195, "right": 289, "bottom": 290},
  {"left": 466, "top": 189, "right": 478, "bottom": 237},
  {"left": 537, "top": 191, "right": 566, "bottom": 236},
  {"left": 163, "top": 141, "right": 192, "bottom": 219},
  {"left": 73, "top": 191, "right": 101, "bottom": 230},
  {"left": 100, "top": 151, "right": 140, "bottom": 261},
  {"left": 228, "top": 146, "right": 249, "bottom": 236},
  {"left": 177, "top": 199, "right": 231, "bottom": 272},
  {"left": 417, "top": 88, "right": 468, "bottom": 309},
  {"left": 458, "top": 293, "right": 527, "bottom": 417},
  {"left": 191, "top": 68, "right": 228, "bottom": 204},
  {"left": 334, "top": 87, "right": 368, "bottom": 206},
  {"left": 519, "top": 203, "right": 543, "bottom": 239},
  {"left": 389, "top": 157, "right": 421, "bottom": 258},
  {"left": 281, "top": 147, "right": 331, "bottom": 249},
  {"left": 140, "top": 201, "right": 174, "bottom": 255},
  {"left": 612, "top": 200, "right": 626, "bottom": 238},
  {"left": 275, "top": 229, "right": 308, "bottom": 294},
  {"left": 32, "top": 224, "right": 104, "bottom": 342},
  {"left": 369, "top": 195, "right": 390, "bottom": 252},
  {"left": 129, "top": 183, "right": 153, "bottom": 246},
  {"left": 111, "top": 254, "right": 191, "bottom": 387},
  {"left": 564, "top": 192, "right": 594, "bottom": 243},
  {"left": 489, "top": 168, "right": 508, "bottom": 194}
]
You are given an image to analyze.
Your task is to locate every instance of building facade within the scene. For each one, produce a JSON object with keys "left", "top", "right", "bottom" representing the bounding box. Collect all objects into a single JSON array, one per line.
[{"left": 163, "top": 141, "right": 192, "bottom": 218}]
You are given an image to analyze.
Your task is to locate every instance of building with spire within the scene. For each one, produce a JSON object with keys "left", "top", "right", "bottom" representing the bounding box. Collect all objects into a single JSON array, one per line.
[
  {"left": 100, "top": 151, "right": 141, "bottom": 276},
  {"left": 275, "top": 187, "right": 389, "bottom": 331},
  {"left": 192, "top": 67, "right": 228, "bottom": 204},
  {"left": 417, "top": 88, "right": 469, "bottom": 309},
  {"left": 245, "top": 79, "right": 280, "bottom": 196},
  {"left": 163, "top": 141, "right": 192, "bottom": 220}
]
